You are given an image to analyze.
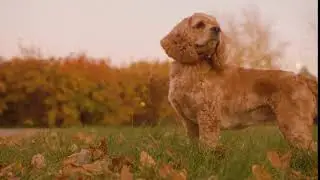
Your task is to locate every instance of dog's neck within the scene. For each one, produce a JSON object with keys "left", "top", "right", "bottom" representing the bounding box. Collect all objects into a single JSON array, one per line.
[{"left": 169, "top": 60, "right": 213, "bottom": 80}]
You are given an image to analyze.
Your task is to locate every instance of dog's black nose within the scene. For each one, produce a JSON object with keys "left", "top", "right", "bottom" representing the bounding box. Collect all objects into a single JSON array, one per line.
[{"left": 211, "top": 26, "right": 220, "bottom": 34}]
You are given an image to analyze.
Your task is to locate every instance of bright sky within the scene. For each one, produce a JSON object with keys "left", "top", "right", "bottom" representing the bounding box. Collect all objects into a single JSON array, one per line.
[{"left": 0, "top": 0, "right": 318, "bottom": 75}]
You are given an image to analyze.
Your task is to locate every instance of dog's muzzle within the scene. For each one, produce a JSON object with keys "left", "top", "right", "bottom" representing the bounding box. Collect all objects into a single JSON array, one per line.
[{"left": 210, "top": 26, "right": 220, "bottom": 35}]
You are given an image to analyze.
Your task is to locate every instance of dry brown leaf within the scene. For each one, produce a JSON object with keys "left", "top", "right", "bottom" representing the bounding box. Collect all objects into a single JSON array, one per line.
[
  {"left": 0, "top": 130, "right": 38, "bottom": 147},
  {"left": 140, "top": 151, "right": 156, "bottom": 167},
  {"left": 60, "top": 165, "right": 92, "bottom": 177},
  {"left": 31, "top": 154, "right": 46, "bottom": 169},
  {"left": 91, "top": 149, "right": 104, "bottom": 161},
  {"left": 289, "top": 170, "right": 315, "bottom": 180},
  {"left": 59, "top": 160, "right": 105, "bottom": 177},
  {"left": 109, "top": 156, "right": 134, "bottom": 173},
  {"left": 7, "top": 177, "right": 21, "bottom": 180},
  {"left": 82, "top": 161, "right": 104, "bottom": 175},
  {"left": 63, "top": 149, "right": 92, "bottom": 167},
  {"left": 95, "top": 137, "right": 108, "bottom": 155},
  {"left": 120, "top": 165, "right": 133, "bottom": 180},
  {"left": 289, "top": 170, "right": 303, "bottom": 179},
  {"left": 0, "top": 137, "right": 21, "bottom": 147},
  {"left": 69, "top": 144, "right": 78, "bottom": 152},
  {"left": 158, "top": 164, "right": 174, "bottom": 178},
  {"left": 0, "top": 163, "right": 23, "bottom": 179},
  {"left": 266, "top": 151, "right": 281, "bottom": 169},
  {"left": 207, "top": 175, "right": 218, "bottom": 180},
  {"left": 0, "top": 163, "right": 15, "bottom": 177},
  {"left": 279, "top": 151, "right": 292, "bottom": 169},
  {"left": 86, "top": 137, "right": 109, "bottom": 161},
  {"left": 171, "top": 169, "right": 187, "bottom": 180},
  {"left": 266, "top": 151, "right": 291, "bottom": 170},
  {"left": 252, "top": 164, "right": 273, "bottom": 180},
  {"left": 72, "top": 132, "right": 95, "bottom": 144}
]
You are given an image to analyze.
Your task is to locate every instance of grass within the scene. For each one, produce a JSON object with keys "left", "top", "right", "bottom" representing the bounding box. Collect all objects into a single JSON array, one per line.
[{"left": 0, "top": 125, "right": 318, "bottom": 180}]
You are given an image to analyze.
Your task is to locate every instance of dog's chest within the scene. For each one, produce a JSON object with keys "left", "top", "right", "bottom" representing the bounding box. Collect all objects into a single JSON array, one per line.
[{"left": 168, "top": 78, "right": 204, "bottom": 121}]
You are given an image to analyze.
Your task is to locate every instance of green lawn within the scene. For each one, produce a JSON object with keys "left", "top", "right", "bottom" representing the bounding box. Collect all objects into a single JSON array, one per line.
[{"left": 0, "top": 125, "right": 318, "bottom": 180}]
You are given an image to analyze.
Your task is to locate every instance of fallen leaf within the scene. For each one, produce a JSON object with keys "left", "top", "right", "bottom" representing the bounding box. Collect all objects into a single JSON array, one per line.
[
  {"left": 68, "top": 149, "right": 91, "bottom": 166},
  {"left": 60, "top": 165, "right": 92, "bottom": 177},
  {"left": 96, "top": 137, "right": 108, "bottom": 155},
  {"left": 82, "top": 161, "right": 104, "bottom": 175},
  {"left": 91, "top": 149, "right": 104, "bottom": 161},
  {"left": 289, "top": 169, "right": 315, "bottom": 180},
  {"left": 0, "top": 163, "right": 15, "bottom": 177},
  {"left": 207, "top": 175, "right": 218, "bottom": 180},
  {"left": 31, "top": 154, "right": 46, "bottom": 169},
  {"left": 290, "top": 170, "right": 302, "bottom": 178},
  {"left": 72, "top": 132, "right": 95, "bottom": 144},
  {"left": 0, "top": 130, "right": 38, "bottom": 147},
  {"left": 120, "top": 165, "right": 133, "bottom": 180},
  {"left": 266, "top": 151, "right": 281, "bottom": 169},
  {"left": 171, "top": 169, "right": 187, "bottom": 180},
  {"left": 279, "top": 151, "right": 292, "bottom": 169},
  {"left": 59, "top": 158, "right": 106, "bottom": 177},
  {"left": 109, "top": 156, "right": 133, "bottom": 173},
  {"left": 7, "top": 177, "right": 20, "bottom": 180},
  {"left": 266, "top": 151, "right": 291, "bottom": 170},
  {"left": 252, "top": 164, "right": 273, "bottom": 180},
  {"left": 140, "top": 151, "right": 156, "bottom": 167},
  {"left": 87, "top": 137, "right": 108, "bottom": 161},
  {"left": 158, "top": 164, "right": 174, "bottom": 178},
  {"left": 63, "top": 149, "right": 92, "bottom": 166},
  {"left": 0, "top": 163, "right": 23, "bottom": 179},
  {"left": 69, "top": 144, "right": 78, "bottom": 152}
]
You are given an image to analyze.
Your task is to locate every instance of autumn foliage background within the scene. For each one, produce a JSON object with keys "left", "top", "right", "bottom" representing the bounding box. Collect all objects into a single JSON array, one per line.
[{"left": 0, "top": 9, "right": 316, "bottom": 127}]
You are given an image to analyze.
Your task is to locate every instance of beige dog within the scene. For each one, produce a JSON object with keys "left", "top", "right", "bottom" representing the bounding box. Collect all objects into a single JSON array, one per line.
[{"left": 160, "top": 13, "right": 318, "bottom": 150}]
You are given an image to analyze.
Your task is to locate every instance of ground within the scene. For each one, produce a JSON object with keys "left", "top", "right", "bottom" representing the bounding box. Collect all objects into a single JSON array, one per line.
[{"left": 0, "top": 125, "right": 318, "bottom": 179}]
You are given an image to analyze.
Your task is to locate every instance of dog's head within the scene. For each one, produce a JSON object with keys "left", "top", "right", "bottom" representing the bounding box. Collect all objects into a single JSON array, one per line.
[{"left": 160, "top": 13, "right": 228, "bottom": 70}]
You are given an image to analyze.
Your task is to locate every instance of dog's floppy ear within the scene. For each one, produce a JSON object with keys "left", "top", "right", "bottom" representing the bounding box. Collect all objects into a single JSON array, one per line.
[
  {"left": 160, "top": 18, "right": 199, "bottom": 63},
  {"left": 211, "top": 30, "right": 228, "bottom": 71}
]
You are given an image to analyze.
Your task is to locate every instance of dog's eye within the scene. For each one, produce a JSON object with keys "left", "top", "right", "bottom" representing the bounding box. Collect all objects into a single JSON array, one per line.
[{"left": 194, "top": 21, "right": 205, "bottom": 29}]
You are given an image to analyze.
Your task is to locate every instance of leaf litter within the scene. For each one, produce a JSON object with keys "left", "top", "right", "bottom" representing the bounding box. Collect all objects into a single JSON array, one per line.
[{"left": 251, "top": 150, "right": 318, "bottom": 180}]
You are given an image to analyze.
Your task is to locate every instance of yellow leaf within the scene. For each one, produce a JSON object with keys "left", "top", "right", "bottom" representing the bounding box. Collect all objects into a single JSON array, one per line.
[
  {"left": 266, "top": 151, "right": 282, "bottom": 169},
  {"left": 139, "top": 151, "right": 156, "bottom": 167},
  {"left": 31, "top": 153, "right": 46, "bottom": 169},
  {"left": 266, "top": 151, "right": 291, "bottom": 170},
  {"left": 172, "top": 169, "right": 187, "bottom": 180},
  {"left": 82, "top": 161, "right": 103, "bottom": 175},
  {"left": 158, "top": 164, "right": 174, "bottom": 178},
  {"left": 120, "top": 165, "right": 133, "bottom": 180},
  {"left": 252, "top": 164, "right": 273, "bottom": 180}
]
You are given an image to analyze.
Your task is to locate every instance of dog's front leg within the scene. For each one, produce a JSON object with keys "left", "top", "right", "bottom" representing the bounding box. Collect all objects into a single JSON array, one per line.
[{"left": 197, "top": 107, "right": 221, "bottom": 149}]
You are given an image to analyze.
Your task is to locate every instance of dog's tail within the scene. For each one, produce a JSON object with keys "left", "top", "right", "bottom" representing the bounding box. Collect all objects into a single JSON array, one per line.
[{"left": 298, "top": 73, "right": 318, "bottom": 124}]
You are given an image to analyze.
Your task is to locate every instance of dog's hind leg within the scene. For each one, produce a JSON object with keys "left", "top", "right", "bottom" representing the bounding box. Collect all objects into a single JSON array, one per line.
[{"left": 272, "top": 98, "right": 316, "bottom": 151}]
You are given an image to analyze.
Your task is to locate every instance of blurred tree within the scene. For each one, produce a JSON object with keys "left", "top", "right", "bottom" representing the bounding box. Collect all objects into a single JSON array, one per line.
[
  {"left": 222, "top": 8, "right": 289, "bottom": 69},
  {"left": 17, "top": 42, "right": 43, "bottom": 58},
  {"left": 299, "top": 65, "right": 316, "bottom": 79}
]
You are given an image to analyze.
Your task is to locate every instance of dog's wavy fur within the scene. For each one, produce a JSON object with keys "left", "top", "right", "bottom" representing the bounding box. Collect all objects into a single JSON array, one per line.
[{"left": 160, "top": 13, "right": 318, "bottom": 150}]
